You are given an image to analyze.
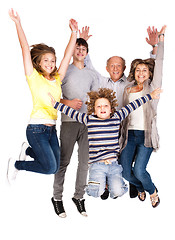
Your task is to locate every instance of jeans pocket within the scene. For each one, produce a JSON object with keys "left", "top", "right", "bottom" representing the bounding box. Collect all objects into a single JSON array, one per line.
[
  {"left": 86, "top": 181, "right": 100, "bottom": 198},
  {"left": 27, "top": 125, "right": 47, "bottom": 134}
]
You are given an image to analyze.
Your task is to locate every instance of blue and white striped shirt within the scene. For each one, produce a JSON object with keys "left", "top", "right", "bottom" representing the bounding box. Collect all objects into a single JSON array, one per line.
[{"left": 55, "top": 94, "right": 152, "bottom": 164}]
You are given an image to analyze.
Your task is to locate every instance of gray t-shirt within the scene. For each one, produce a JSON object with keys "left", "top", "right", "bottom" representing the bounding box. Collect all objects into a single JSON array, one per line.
[{"left": 61, "top": 64, "right": 99, "bottom": 122}]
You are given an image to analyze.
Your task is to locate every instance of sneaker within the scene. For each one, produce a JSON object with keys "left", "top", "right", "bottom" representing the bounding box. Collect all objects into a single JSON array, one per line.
[
  {"left": 19, "top": 142, "right": 29, "bottom": 161},
  {"left": 51, "top": 197, "right": 67, "bottom": 218},
  {"left": 101, "top": 188, "right": 109, "bottom": 200},
  {"left": 72, "top": 198, "right": 88, "bottom": 217},
  {"left": 7, "top": 158, "right": 18, "bottom": 184}
]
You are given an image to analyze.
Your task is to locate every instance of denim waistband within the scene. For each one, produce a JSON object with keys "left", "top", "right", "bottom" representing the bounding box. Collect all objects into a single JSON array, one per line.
[{"left": 27, "top": 124, "right": 56, "bottom": 129}]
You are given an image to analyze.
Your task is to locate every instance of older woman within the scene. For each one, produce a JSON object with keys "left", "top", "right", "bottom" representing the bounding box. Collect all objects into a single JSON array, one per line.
[{"left": 120, "top": 26, "right": 166, "bottom": 208}]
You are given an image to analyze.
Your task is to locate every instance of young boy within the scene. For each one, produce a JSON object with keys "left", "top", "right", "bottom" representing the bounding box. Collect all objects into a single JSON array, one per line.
[
  {"left": 49, "top": 87, "right": 161, "bottom": 199},
  {"left": 52, "top": 38, "right": 98, "bottom": 218}
]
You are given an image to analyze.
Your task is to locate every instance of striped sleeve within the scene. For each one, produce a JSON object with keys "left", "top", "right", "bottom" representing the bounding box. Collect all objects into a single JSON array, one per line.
[
  {"left": 115, "top": 94, "right": 152, "bottom": 121},
  {"left": 55, "top": 102, "right": 88, "bottom": 125}
]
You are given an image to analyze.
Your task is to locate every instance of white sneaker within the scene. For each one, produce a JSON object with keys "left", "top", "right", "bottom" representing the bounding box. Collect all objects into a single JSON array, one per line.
[
  {"left": 19, "top": 142, "right": 29, "bottom": 161},
  {"left": 7, "top": 158, "right": 18, "bottom": 184}
]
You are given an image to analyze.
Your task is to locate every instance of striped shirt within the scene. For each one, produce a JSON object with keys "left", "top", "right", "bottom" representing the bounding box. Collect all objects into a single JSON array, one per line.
[{"left": 55, "top": 94, "right": 152, "bottom": 164}]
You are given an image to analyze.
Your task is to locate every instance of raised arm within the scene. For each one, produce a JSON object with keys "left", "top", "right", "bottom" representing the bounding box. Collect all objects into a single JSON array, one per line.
[
  {"left": 115, "top": 88, "right": 162, "bottom": 121},
  {"left": 60, "top": 98, "right": 83, "bottom": 110},
  {"left": 9, "top": 8, "right": 33, "bottom": 76},
  {"left": 151, "top": 25, "right": 166, "bottom": 90},
  {"left": 49, "top": 93, "right": 88, "bottom": 124},
  {"left": 146, "top": 26, "right": 159, "bottom": 56},
  {"left": 58, "top": 19, "right": 78, "bottom": 81}
]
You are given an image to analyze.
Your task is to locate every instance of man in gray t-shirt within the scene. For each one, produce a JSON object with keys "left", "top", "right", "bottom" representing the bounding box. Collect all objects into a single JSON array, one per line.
[{"left": 52, "top": 38, "right": 99, "bottom": 218}]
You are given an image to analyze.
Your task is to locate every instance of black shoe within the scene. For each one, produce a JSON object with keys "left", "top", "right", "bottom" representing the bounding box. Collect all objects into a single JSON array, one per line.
[
  {"left": 129, "top": 183, "right": 138, "bottom": 198},
  {"left": 101, "top": 188, "right": 109, "bottom": 200},
  {"left": 72, "top": 198, "right": 88, "bottom": 217},
  {"left": 51, "top": 197, "right": 67, "bottom": 218}
]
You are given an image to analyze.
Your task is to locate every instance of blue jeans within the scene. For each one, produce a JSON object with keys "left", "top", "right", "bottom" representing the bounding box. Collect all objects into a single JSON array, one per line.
[
  {"left": 86, "top": 161, "right": 128, "bottom": 198},
  {"left": 120, "top": 130, "right": 155, "bottom": 195},
  {"left": 15, "top": 124, "right": 60, "bottom": 174}
]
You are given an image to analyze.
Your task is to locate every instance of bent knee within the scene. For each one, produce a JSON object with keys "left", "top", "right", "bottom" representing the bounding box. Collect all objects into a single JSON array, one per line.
[
  {"left": 43, "top": 164, "right": 58, "bottom": 175},
  {"left": 122, "top": 171, "right": 132, "bottom": 182},
  {"left": 111, "top": 184, "right": 128, "bottom": 198},
  {"left": 133, "top": 169, "right": 145, "bottom": 180}
]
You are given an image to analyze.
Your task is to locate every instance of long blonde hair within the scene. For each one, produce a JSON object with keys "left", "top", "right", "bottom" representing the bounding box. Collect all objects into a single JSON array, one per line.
[{"left": 30, "top": 43, "right": 58, "bottom": 78}]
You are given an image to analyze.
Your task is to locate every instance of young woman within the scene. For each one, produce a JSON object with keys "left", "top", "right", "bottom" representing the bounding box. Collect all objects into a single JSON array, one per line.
[
  {"left": 7, "top": 9, "right": 78, "bottom": 182},
  {"left": 120, "top": 26, "right": 166, "bottom": 208}
]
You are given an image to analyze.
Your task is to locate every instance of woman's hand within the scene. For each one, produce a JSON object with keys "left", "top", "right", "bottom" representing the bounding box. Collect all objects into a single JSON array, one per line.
[
  {"left": 150, "top": 88, "right": 163, "bottom": 99},
  {"left": 158, "top": 25, "right": 167, "bottom": 35},
  {"left": 69, "top": 19, "right": 78, "bottom": 32},
  {"left": 158, "top": 25, "right": 167, "bottom": 42},
  {"left": 9, "top": 8, "right": 20, "bottom": 24}
]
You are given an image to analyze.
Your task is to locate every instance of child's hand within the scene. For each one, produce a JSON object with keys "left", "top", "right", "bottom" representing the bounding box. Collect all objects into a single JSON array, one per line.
[
  {"left": 9, "top": 8, "right": 20, "bottom": 24},
  {"left": 69, "top": 19, "right": 78, "bottom": 32},
  {"left": 48, "top": 93, "right": 56, "bottom": 107},
  {"left": 150, "top": 88, "right": 163, "bottom": 99}
]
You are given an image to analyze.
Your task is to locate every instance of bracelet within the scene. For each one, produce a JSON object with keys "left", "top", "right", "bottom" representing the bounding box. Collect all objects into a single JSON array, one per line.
[
  {"left": 159, "top": 33, "right": 165, "bottom": 37},
  {"left": 72, "top": 30, "right": 77, "bottom": 33},
  {"left": 152, "top": 44, "right": 158, "bottom": 48}
]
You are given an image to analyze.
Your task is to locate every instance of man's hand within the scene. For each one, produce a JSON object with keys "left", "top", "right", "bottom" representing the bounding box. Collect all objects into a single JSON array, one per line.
[{"left": 79, "top": 26, "right": 92, "bottom": 41}]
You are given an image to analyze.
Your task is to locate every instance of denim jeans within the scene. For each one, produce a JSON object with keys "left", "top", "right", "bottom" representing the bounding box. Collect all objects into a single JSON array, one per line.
[
  {"left": 120, "top": 130, "right": 155, "bottom": 195},
  {"left": 15, "top": 124, "right": 60, "bottom": 174},
  {"left": 86, "top": 161, "right": 128, "bottom": 198}
]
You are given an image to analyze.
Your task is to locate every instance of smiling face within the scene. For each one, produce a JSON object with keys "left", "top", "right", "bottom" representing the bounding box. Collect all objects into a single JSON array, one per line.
[
  {"left": 94, "top": 98, "right": 112, "bottom": 120},
  {"left": 73, "top": 44, "right": 88, "bottom": 62},
  {"left": 106, "top": 56, "right": 126, "bottom": 82},
  {"left": 39, "top": 53, "right": 56, "bottom": 76},
  {"left": 135, "top": 64, "right": 150, "bottom": 84}
]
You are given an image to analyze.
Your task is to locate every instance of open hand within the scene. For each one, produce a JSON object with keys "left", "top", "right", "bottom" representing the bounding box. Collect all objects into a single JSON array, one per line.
[
  {"left": 69, "top": 19, "right": 78, "bottom": 32},
  {"left": 158, "top": 25, "right": 167, "bottom": 36},
  {"left": 9, "top": 8, "right": 20, "bottom": 24},
  {"left": 79, "top": 26, "right": 92, "bottom": 41},
  {"left": 150, "top": 88, "right": 163, "bottom": 99},
  {"left": 146, "top": 26, "right": 158, "bottom": 46}
]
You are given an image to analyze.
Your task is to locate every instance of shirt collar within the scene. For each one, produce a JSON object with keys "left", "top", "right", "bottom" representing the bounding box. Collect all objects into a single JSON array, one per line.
[{"left": 108, "top": 74, "right": 127, "bottom": 83}]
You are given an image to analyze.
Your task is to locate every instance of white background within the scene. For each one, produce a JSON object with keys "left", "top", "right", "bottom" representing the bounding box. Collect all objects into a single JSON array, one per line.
[{"left": 1, "top": 0, "right": 175, "bottom": 239}]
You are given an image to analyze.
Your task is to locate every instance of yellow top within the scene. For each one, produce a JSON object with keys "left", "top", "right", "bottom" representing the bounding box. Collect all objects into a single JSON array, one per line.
[{"left": 26, "top": 69, "right": 61, "bottom": 120}]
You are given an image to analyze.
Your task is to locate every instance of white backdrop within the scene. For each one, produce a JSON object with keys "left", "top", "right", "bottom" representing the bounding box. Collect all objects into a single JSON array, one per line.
[{"left": 1, "top": 0, "right": 174, "bottom": 239}]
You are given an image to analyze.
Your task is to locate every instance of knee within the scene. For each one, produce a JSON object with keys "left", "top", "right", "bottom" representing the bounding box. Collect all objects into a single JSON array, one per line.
[
  {"left": 110, "top": 184, "right": 128, "bottom": 198},
  {"left": 133, "top": 168, "right": 144, "bottom": 180},
  {"left": 44, "top": 163, "right": 58, "bottom": 175},
  {"left": 122, "top": 170, "right": 132, "bottom": 182}
]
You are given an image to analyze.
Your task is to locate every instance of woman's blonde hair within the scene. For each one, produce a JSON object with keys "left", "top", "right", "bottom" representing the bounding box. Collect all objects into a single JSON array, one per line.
[
  {"left": 86, "top": 88, "right": 118, "bottom": 115},
  {"left": 30, "top": 43, "right": 58, "bottom": 78},
  {"left": 128, "top": 58, "right": 155, "bottom": 83}
]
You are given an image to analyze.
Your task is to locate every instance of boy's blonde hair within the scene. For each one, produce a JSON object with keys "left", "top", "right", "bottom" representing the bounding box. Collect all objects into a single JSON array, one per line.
[{"left": 86, "top": 88, "right": 118, "bottom": 115}]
